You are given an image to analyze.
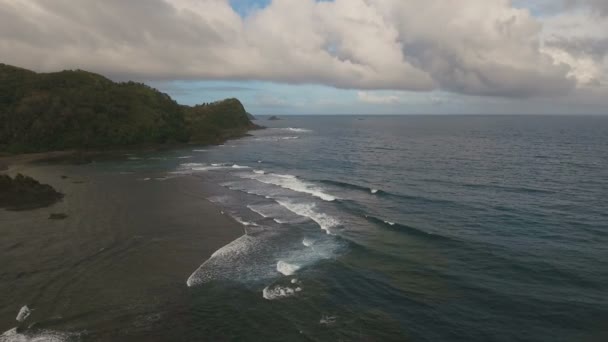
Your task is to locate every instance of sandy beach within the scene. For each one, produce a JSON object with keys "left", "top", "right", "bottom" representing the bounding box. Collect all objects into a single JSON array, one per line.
[{"left": 0, "top": 158, "right": 245, "bottom": 340}]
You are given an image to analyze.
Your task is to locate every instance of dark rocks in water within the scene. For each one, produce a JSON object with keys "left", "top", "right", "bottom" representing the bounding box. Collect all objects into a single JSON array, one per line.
[
  {"left": 268, "top": 116, "right": 280, "bottom": 121},
  {"left": 49, "top": 213, "right": 68, "bottom": 220},
  {"left": 60, "top": 175, "right": 69, "bottom": 179},
  {"left": 0, "top": 173, "right": 63, "bottom": 211}
]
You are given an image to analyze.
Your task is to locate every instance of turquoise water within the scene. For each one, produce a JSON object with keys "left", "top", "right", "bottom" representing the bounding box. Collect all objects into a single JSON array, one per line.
[{"left": 3, "top": 115, "right": 608, "bottom": 341}]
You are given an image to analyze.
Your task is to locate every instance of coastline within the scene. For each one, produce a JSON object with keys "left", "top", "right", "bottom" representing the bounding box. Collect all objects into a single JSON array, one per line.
[
  {"left": 0, "top": 151, "right": 246, "bottom": 339},
  {"left": 0, "top": 131, "right": 258, "bottom": 173}
]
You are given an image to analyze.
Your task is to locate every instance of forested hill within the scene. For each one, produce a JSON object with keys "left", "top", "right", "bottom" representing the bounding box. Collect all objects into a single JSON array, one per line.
[{"left": 0, "top": 63, "right": 258, "bottom": 153}]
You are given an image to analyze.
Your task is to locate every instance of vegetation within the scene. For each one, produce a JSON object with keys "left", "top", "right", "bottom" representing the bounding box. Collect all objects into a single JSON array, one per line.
[
  {"left": 0, "top": 173, "right": 63, "bottom": 210},
  {"left": 0, "top": 63, "right": 258, "bottom": 153}
]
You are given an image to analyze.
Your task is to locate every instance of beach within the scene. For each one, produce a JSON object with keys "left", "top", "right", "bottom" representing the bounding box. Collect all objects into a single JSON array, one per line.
[
  {"left": 0, "top": 157, "right": 244, "bottom": 341},
  {"left": 1, "top": 116, "right": 606, "bottom": 341}
]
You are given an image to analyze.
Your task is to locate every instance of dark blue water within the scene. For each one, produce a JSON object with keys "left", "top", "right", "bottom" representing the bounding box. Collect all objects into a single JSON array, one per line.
[{"left": 152, "top": 115, "right": 606, "bottom": 341}]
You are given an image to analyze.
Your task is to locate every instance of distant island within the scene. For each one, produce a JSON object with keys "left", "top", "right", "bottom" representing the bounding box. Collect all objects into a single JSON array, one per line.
[
  {"left": 268, "top": 116, "right": 280, "bottom": 121},
  {"left": 0, "top": 63, "right": 259, "bottom": 154}
]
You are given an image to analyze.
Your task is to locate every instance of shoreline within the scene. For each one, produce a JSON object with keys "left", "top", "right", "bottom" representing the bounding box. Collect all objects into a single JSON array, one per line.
[
  {"left": 0, "top": 124, "right": 263, "bottom": 172},
  {"left": 0, "top": 150, "right": 246, "bottom": 337}
]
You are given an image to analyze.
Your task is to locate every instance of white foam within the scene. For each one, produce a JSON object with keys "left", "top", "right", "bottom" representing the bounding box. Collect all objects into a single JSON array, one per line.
[
  {"left": 371, "top": 189, "right": 379, "bottom": 194},
  {"left": 247, "top": 205, "right": 270, "bottom": 218},
  {"left": 271, "top": 127, "right": 312, "bottom": 133},
  {"left": 262, "top": 285, "right": 300, "bottom": 300},
  {"left": 253, "top": 170, "right": 265, "bottom": 174},
  {"left": 384, "top": 221, "right": 396, "bottom": 226},
  {"left": 231, "top": 215, "right": 259, "bottom": 227},
  {"left": 276, "top": 200, "right": 340, "bottom": 234},
  {"left": 187, "top": 234, "right": 277, "bottom": 287},
  {"left": 1, "top": 328, "right": 74, "bottom": 342},
  {"left": 16, "top": 306, "right": 30, "bottom": 322},
  {"left": 192, "top": 149, "right": 208, "bottom": 152},
  {"left": 207, "top": 195, "right": 230, "bottom": 204},
  {"left": 177, "top": 156, "right": 193, "bottom": 159},
  {"left": 320, "top": 316, "right": 337, "bottom": 325},
  {"left": 254, "top": 136, "right": 300, "bottom": 142},
  {"left": 286, "top": 127, "right": 311, "bottom": 132},
  {"left": 177, "top": 162, "right": 249, "bottom": 172},
  {"left": 277, "top": 260, "right": 301, "bottom": 276},
  {"left": 240, "top": 173, "right": 337, "bottom": 202},
  {"left": 302, "top": 237, "right": 315, "bottom": 247}
]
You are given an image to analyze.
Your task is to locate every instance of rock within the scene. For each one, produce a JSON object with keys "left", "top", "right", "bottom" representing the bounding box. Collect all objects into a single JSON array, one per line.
[
  {"left": 0, "top": 174, "right": 63, "bottom": 211},
  {"left": 49, "top": 213, "right": 68, "bottom": 220},
  {"left": 268, "top": 116, "right": 280, "bottom": 121}
]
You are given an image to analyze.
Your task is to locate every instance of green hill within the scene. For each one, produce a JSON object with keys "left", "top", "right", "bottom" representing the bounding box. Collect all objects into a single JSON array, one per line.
[{"left": 0, "top": 63, "right": 258, "bottom": 153}]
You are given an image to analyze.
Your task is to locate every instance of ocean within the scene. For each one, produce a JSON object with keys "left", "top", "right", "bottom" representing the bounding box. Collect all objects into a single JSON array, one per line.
[{"left": 2, "top": 115, "right": 607, "bottom": 341}]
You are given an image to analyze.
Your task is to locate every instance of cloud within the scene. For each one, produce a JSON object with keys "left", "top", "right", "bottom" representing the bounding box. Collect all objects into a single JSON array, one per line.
[
  {"left": 254, "top": 94, "right": 288, "bottom": 107},
  {"left": 357, "top": 92, "right": 403, "bottom": 105},
  {"left": 566, "top": 0, "right": 608, "bottom": 15},
  {"left": 0, "top": 0, "right": 604, "bottom": 99},
  {"left": 540, "top": 9, "right": 608, "bottom": 86}
]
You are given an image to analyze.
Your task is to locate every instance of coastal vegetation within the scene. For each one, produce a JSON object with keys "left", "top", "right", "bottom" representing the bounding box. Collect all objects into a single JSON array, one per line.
[{"left": 0, "top": 63, "right": 258, "bottom": 153}]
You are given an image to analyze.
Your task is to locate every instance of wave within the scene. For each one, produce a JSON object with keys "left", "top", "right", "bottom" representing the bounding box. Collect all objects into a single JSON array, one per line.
[
  {"left": 318, "top": 179, "right": 381, "bottom": 196},
  {"left": 276, "top": 199, "right": 340, "bottom": 234},
  {"left": 277, "top": 260, "right": 301, "bottom": 276},
  {"left": 177, "top": 155, "right": 193, "bottom": 159},
  {"left": 262, "top": 284, "right": 302, "bottom": 300},
  {"left": 176, "top": 163, "right": 250, "bottom": 173},
  {"left": 247, "top": 204, "right": 271, "bottom": 218},
  {"left": 363, "top": 215, "right": 454, "bottom": 242},
  {"left": 302, "top": 237, "right": 315, "bottom": 247},
  {"left": 1, "top": 328, "right": 77, "bottom": 342},
  {"left": 192, "top": 149, "right": 208, "bottom": 152},
  {"left": 187, "top": 234, "right": 276, "bottom": 286},
  {"left": 271, "top": 127, "right": 312, "bottom": 133},
  {"left": 254, "top": 136, "right": 300, "bottom": 142},
  {"left": 230, "top": 215, "right": 258, "bottom": 227},
  {"left": 240, "top": 172, "right": 337, "bottom": 201}
]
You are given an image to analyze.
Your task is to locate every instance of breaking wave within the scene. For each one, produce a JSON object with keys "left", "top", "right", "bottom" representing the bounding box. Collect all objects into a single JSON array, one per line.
[
  {"left": 262, "top": 285, "right": 302, "bottom": 300},
  {"left": 277, "top": 260, "right": 301, "bottom": 276},
  {"left": 275, "top": 200, "right": 340, "bottom": 234},
  {"left": 239, "top": 172, "right": 337, "bottom": 201}
]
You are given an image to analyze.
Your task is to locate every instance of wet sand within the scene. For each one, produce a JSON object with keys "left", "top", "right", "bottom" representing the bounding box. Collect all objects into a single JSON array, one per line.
[{"left": 0, "top": 161, "right": 244, "bottom": 340}]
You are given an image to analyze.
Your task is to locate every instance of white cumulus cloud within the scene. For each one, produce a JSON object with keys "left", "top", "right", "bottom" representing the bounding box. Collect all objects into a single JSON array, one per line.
[{"left": 0, "top": 0, "right": 605, "bottom": 100}]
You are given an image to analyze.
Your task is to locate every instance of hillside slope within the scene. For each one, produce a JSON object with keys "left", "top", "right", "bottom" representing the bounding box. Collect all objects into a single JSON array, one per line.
[{"left": 0, "top": 64, "right": 257, "bottom": 153}]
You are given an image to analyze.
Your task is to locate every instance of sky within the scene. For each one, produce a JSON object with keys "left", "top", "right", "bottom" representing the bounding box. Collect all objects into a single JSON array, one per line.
[{"left": 1, "top": 0, "right": 607, "bottom": 115}]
